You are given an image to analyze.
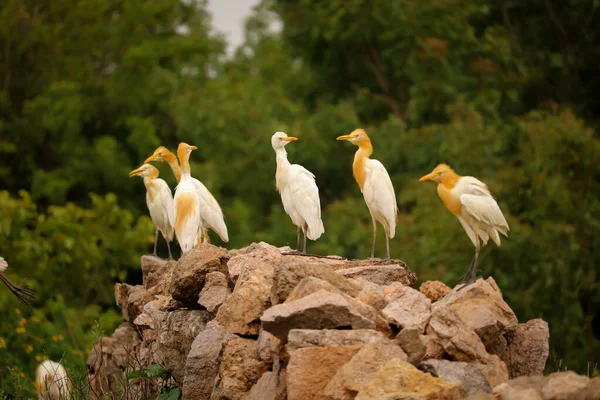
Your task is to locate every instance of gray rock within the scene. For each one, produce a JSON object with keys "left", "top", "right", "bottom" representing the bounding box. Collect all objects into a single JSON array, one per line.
[
  {"left": 395, "top": 328, "right": 426, "bottom": 365},
  {"left": 420, "top": 359, "right": 492, "bottom": 397}
]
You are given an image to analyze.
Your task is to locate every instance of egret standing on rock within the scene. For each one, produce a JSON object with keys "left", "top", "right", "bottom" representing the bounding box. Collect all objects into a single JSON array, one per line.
[
  {"left": 145, "top": 146, "right": 227, "bottom": 245},
  {"left": 129, "top": 163, "right": 175, "bottom": 259},
  {"left": 174, "top": 143, "right": 202, "bottom": 253},
  {"left": 0, "top": 257, "right": 35, "bottom": 306},
  {"left": 337, "top": 129, "right": 398, "bottom": 259},
  {"left": 271, "top": 132, "right": 325, "bottom": 253},
  {"left": 419, "top": 164, "right": 509, "bottom": 283}
]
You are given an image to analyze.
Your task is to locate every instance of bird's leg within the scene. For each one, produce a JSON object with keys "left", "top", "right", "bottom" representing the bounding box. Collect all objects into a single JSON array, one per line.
[
  {"left": 297, "top": 226, "right": 301, "bottom": 252},
  {"left": 153, "top": 228, "right": 159, "bottom": 257},
  {"left": 386, "top": 235, "right": 390, "bottom": 260},
  {"left": 458, "top": 238, "right": 481, "bottom": 287},
  {"left": 371, "top": 217, "right": 377, "bottom": 259},
  {"left": 166, "top": 240, "right": 173, "bottom": 260},
  {"left": 303, "top": 224, "right": 307, "bottom": 254},
  {"left": 200, "top": 228, "right": 205, "bottom": 244}
]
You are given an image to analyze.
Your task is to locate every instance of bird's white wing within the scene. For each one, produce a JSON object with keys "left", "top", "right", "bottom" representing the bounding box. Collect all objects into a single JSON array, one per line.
[
  {"left": 460, "top": 194, "right": 509, "bottom": 235},
  {"left": 289, "top": 165, "right": 324, "bottom": 240},
  {"left": 362, "top": 159, "right": 398, "bottom": 237},
  {"left": 156, "top": 179, "right": 175, "bottom": 233},
  {"left": 193, "top": 179, "right": 229, "bottom": 242}
]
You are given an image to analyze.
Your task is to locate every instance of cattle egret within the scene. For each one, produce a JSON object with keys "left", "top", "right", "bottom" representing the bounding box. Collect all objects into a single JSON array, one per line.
[
  {"left": 145, "top": 147, "right": 225, "bottom": 244},
  {"left": 129, "top": 163, "right": 175, "bottom": 259},
  {"left": 271, "top": 132, "right": 325, "bottom": 253},
  {"left": 337, "top": 129, "right": 398, "bottom": 259},
  {"left": 35, "top": 360, "right": 71, "bottom": 400},
  {"left": 173, "top": 143, "right": 202, "bottom": 253},
  {"left": 420, "top": 164, "right": 509, "bottom": 283},
  {"left": 0, "top": 257, "right": 35, "bottom": 306}
]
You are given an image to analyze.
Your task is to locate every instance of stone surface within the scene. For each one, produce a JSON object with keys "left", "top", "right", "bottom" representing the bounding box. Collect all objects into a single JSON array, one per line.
[
  {"left": 396, "top": 328, "right": 427, "bottom": 365},
  {"left": 286, "top": 329, "right": 387, "bottom": 353},
  {"left": 421, "top": 332, "right": 446, "bottom": 360},
  {"left": 504, "top": 319, "right": 549, "bottom": 378},
  {"left": 261, "top": 290, "right": 388, "bottom": 340},
  {"left": 336, "top": 263, "right": 416, "bottom": 286},
  {"left": 227, "top": 242, "right": 282, "bottom": 284},
  {"left": 285, "top": 276, "right": 345, "bottom": 302},
  {"left": 420, "top": 359, "right": 492, "bottom": 397},
  {"left": 215, "top": 260, "right": 274, "bottom": 335},
  {"left": 182, "top": 327, "right": 234, "bottom": 400},
  {"left": 352, "top": 278, "right": 386, "bottom": 312},
  {"left": 245, "top": 371, "right": 286, "bottom": 400},
  {"left": 197, "top": 271, "right": 231, "bottom": 313},
  {"left": 115, "top": 284, "right": 155, "bottom": 322},
  {"left": 273, "top": 261, "right": 362, "bottom": 303},
  {"left": 141, "top": 255, "right": 175, "bottom": 293},
  {"left": 382, "top": 284, "right": 432, "bottom": 332},
  {"left": 355, "top": 359, "right": 464, "bottom": 400},
  {"left": 420, "top": 280, "right": 451, "bottom": 302},
  {"left": 217, "top": 337, "right": 268, "bottom": 400},
  {"left": 324, "top": 339, "right": 408, "bottom": 399},
  {"left": 493, "top": 372, "right": 592, "bottom": 400},
  {"left": 286, "top": 345, "right": 362, "bottom": 400},
  {"left": 169, "top": 244, "right": 229, "bottom": 304},
  {"left": 434, "top": 278, "right": 518, "bottom": 348},
  {"left": 257, "top": 329, "right": 282, "bottom": 365}
]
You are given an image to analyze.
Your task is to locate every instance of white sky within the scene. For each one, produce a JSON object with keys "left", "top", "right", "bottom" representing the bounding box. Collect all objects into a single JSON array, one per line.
[{"left": 208, "top": 0, "right": 261, "bottom": 54}]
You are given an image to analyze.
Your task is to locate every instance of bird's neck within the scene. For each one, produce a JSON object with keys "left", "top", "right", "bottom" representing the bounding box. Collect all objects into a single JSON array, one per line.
[
  {"left": 178, "top": 153, "right": 192, "bottom": 179},
  {"left": 163, "top": 152, "right": 182, "bottom": 182},
  {"left": 438, "top": 170, "right": 461, "bottom": 190},
  {"left": 275, "top": 148, "right": 291, "bottom": 191},
  {"left": 352, "top": 141, "right": 373, "bottom": 190}
]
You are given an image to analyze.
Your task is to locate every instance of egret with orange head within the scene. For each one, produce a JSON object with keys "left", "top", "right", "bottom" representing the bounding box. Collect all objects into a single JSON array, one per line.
[
  {"left": 420, "top": 164, "right": 509, "bottom": 283},
  {"left": 337, "top": 129, "right": 398, "bottom": 259}
]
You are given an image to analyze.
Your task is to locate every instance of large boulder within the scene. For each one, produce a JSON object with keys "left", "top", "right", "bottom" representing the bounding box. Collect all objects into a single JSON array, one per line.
[{"left": 286, "top": 329, "right": 387, "bottom": 354}]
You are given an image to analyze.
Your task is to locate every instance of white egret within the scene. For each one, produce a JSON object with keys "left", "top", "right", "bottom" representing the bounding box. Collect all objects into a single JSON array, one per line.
[
  {"left": 419, "top": 163, "right": 509, "bottom": 283},
  {"left": 129, "top": 163, "right": 175, "bottom": 259},
  {"left": 35, "top": 360, "right": 71, "bottom": 400},
  {"left": 337, "top": 129, "right": 398, "bottom": 259},
  {"left": 174, "top": 143, "right": 202, "bottom": 253},
  {"left": 271, "top": 132, "right": 324, "bottom": 253}
]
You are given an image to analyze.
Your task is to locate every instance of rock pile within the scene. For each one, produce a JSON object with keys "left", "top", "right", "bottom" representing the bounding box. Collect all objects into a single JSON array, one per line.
[{"left": 86, "top": 242, "right": 595, "bottom": 399}]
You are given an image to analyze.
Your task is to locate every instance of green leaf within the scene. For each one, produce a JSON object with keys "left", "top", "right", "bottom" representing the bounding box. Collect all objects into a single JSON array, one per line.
[
  {"left": 145, "top": 364, "right": 170, "bottom": 379},
  {"left": 158, "top": 387, "right": 181, "bottom": 400}
]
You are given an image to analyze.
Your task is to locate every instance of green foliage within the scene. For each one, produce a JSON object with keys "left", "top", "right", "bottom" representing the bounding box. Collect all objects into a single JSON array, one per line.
[{"left": 127, "top": 364, "right": 181, "bottom": 400}]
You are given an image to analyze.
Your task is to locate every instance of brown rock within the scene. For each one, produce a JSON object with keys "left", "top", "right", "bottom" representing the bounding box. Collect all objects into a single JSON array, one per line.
[
  {"left": 87, "top": 337, "right": 124, "bottom": 399},
  {"left": 216, "top": 261, "right": 274, "bottom": 335},
  {"left": 286, "top": 329, "right": 387, "bottom": 354},
  {"left": 227, "top": 242, "right": 282, "bottom": 284},
  {"left": 141, "top": 255, "right": 175, "bottom": 292},
  {"left": 198, "top": 286, "right": 230, "bottom": 313},
  {"left": 245, "top": 371, "right": 286, "bottom": 400},
  {"left": 355, "top": 359, "right": 464, "bottom": 400},
  {"left": 287, "top": 345, "right": 362, "bottom": 400},
  {"left": 382, "top": 284, "right": 431, "bottom": 332},
  {"left": 217, "top": 337, "right": 269, "bottom": 400},
  {"left": 169, "top": 244, "right": 229, "bottom": 304},
  {"left": 115, "top": 284, "right": 155, "bottom": 322},
  {"left": 286, "top": 276, "right": 345, "bottom": 302},
  {"left": 336, "top": 263, "right": 416, "bottom": 286},
  {"left": 420, "top": 359, "right": 492, "bottom": 397},
  {"left": 261, "top": 290, "right": 387, "bottom": 340},
  {"left": 435, "top": 278, "right": 517, "bottom": 347},
  {"left": 492, "top": 373, "right": 590, "bottom": 399},
  {"left": 396, "top": 328, "right": 427, "bottom": 365},
  {"left": 182, "top": 327, "right": 235, "bottom": 400},
  {"left": 421, "top": 332, "right": 446, "bottom": 360},
  {"left": 542, "top": 371, "right": 590, "bottom": 399},
  {"left": 352, "top": 278, "right": 386, "bottom": 312},
  {"left": 325, "top": 340, "right": 407, "bottom": 399},
  {"left": 577, "top": 376, "right": 600, "bottom": 400},
  {"left": 273, "top": 261, "right": 362, "bottom": 303},
  {"left": 504, "top": 319, "right": 549, "bottom": 378},
  {"left": 420, "top": 280, "right": 451, "bottom": 302},
  {"left": 466, "top": 394, "right": 498, "bottom": 400},
  {"left": 257, "top": 329, "right": 282, "bottom": 365}
]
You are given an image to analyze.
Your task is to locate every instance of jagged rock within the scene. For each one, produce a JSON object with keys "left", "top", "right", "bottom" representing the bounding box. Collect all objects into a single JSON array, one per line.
[
  {"left": 435, "top": 278, "right": 517, "bottom": 348},
  {"left": 215, "top": 337, "right": 268, "bottom": 400},
  {"left": 141, "top": 255, "right": 175, "bottom": 293},
  {"left": 420, "top": 359, "right": 492, "bottom": 397},
  {"left": 261, "top": 290, "right": 389, "bottom": 340},
  {"left": 286, "top": 345, "right": 362, "bottom": 400},
  {"left": 421, "top": 332, "right": 446, "bottom": 360},
  {"left": 169, "top": 244, "right": 229, "bottom": 304},
  {"left": 428, "top": 307, "right": 508, "bottom": 387},
  {"left": 355, "top": 359, "right": 464, "bottom": 400},
  {"left": 87, "top": 337, "right": 123, "bottom": 399},
  {"left": 286, "top": 276, "right": 346, "bottom": 302},
  {"left": 273, "top": 261, "right": 362, "bottom": 303},
  {"left": 110, "top": 323, "right": 142, "bottom": 368},
  {"left": 216, "top": 260, "right": 274, "bottom": 335},
  {"left": 257, "top": 329, "right": 282, "bottom": 365},
  {"left": 382, "top": 284, "right": 432, "bottom": 332},
  {"left": 420, "top": 280, "right": 451, "bottom": 302},
  {"left": 352, "top": 278, "right": 386, "bottom": 312},
  {"left": 115, "top": 284, "right": 155, "bottom": 322},
  {"left": 286, "top": 329, "right": 387, "bottom": 354},
  {"left": 245, "top": 370, "right": 286, "bottom": 400},
  {"left": 336, "top": 262, "right": 416, "bottom": 286},
  {"left": 395, "top": 328, "right": 427, "bottom": 365},
  {"left": 182, "top": 327, "right": 235, "bottom": 400},
  {"left": 493, "top": 372, "right": 592, "bottom": 400},
  {"left": 324, "top": 339, "right": 408, "bottom": 399},
  {"left": 227, "top": 242, "right": 282, "bottom": 284},
  {"left": 504, "top": 319, "right": 549, "bottom": 378},
  {"left": 198, "top": 271, "right": 231, "bottom": 313}
]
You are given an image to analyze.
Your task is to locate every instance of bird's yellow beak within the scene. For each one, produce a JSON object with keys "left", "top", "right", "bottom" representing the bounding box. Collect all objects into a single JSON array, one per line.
[
  {"left": 336, "top": 135, "right": 353, "bottom": 141},
  {"left": 129, "top": 167, "right": 144, "bottom": 177},
  {"left": 419, "top": 172, "right": 436, "bottom": 182},
  {"left": 281, "top": 137, "right": 298, "bottom": 142},
  {"left": 189, "top": 145, "right": 198, "bottom": 150},
  {"left": 144, "top": 154, "right": 157, "bottom": 163}
]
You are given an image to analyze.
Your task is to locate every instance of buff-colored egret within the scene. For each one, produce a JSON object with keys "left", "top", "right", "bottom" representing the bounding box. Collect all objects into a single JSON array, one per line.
[
  {"left": 129, "top": 163, "right": 175, "bottom": 259},
  {"left": 337, "top": 129, "right": 398, "bottom": 259},
  {"left": 35, "top": 360, "right": 71, "bottom": 400},
  {"left": 271, "top": 132, "right": 325, "bottom": 253},
  {"left": 0, "top": 257, "right": 35, "bottom": 306},
  {"left": 420, "top": 164, "right": 509, "bottom": 283},
  {"left": 145, "top": 146, "right": 226, "bottom": 244},
  {"left": 173, "top": 143, "right": 202, "bottom": 253}
]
